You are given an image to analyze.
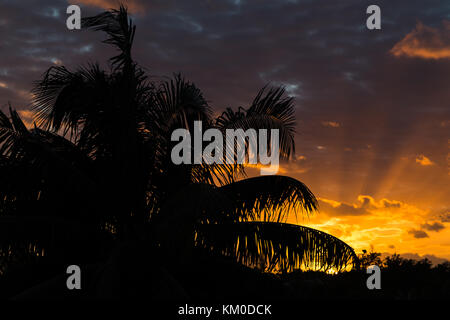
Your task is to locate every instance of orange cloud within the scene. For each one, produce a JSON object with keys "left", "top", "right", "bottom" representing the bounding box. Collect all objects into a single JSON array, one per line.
[
  {"left": 390, "top": 21, "right": 450, "bottom": 59},
  {"left": 69, "top": 0, "right": 148, "bottom": 14},
  {"left": 415, "top": 154, "right": 434, "bottom": 166},
  {"left": 318, "top": 195, "right": 405, "bottom": 217},
  {"left": 321, "top": 121, "right": 341, "bottom": 128},
  {"left": 441, "top": 120, "right": 450, "bottom": 127}
]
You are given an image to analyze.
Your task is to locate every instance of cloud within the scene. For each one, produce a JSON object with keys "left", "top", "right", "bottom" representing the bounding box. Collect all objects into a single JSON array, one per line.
[
  {"left": 439, "top": 210, "right": 450, "bottom": 223},
  {"left": 318, "top": 195, "right": 409, "bottom": 217},
  {"left": 319, "top": 198, "right": 370, "bottom": 216},
  {"left": 425, "top": 208, "right": 450, "bottom": 225},
  {"left": 358, "top": 195, "right": 405, "bottom": 210},
  {"left": 381, "top": 199, "right": 402, "bottom": 209},
  {"left": 408, "top": 229, "right": 429, "bottom": 239},
  {"left": 421, "top": 222, "right": 445, "bottom": 232},
  {"left": 390, "top": 21, "right": 450, "bottom": 59},
  {"left": 415, "top": 154, "right": 434, "bottom": 166},
  {"left": 321, "top": 121, "right": 340, "bottom": 128}
]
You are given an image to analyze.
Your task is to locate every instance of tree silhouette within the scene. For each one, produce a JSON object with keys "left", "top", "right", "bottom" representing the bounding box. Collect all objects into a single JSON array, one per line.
[{"left": 0, "top": 5, "right": 357, "bottom": 287}]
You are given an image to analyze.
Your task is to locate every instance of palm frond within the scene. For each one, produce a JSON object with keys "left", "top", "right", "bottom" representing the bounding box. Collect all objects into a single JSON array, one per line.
[
  {"left": 31, "top": 64, "right": 111, "bottom": 136},
  {"left": 144, "top": 74, "right": 243, "bottom": 186},
  {"left": 0, "top": 106, "right": 30, "bottom": 158},
  {"left": 195, "top": 222, "right": 358, "bottom": 273},
  {"left": 215, "top": 86, "right": 296, "bottom": 159},
  {"left": 190, "top": 163, "right": 242, "bottom": 186},
  {"left": 148, "top": 74, "right": 212, "bottom": 133},
  {"left": 218, "top": 175, "right": 318, "bottom": 223},
  {"left": 0, "top": 108, "right": 98, "bottom": 217},
  {"left": 81, "top": 5, "right": 135, "bottom": 69}
]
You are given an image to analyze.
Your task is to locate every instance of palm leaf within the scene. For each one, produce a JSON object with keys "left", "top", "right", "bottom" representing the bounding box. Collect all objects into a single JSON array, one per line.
[
  {"left": 0, "top": 106, "right": 30, "bottom": 158},
  {"left": 148, "top": 74, "right": 212, "bottom": 133},
  {"left": 31, "top": 64, "right": 112, "bottom": 137},
  {"left": 145, "top": 74, "right": 243, "bottom": 186},
  {"left": 195, "top": 221, "right": 358, "bottom": 273},
  {"left": 215, "top": 86, "right": 296, "bottom": 159},
  {"left": 218, "top": 175, "right": 318, "bottom": 223},
  {"left": 81, "top": 5, "right": 135, "bottom": 69},
  {"left": 0, "top": 108, "right": 98, "bottom": 217}
]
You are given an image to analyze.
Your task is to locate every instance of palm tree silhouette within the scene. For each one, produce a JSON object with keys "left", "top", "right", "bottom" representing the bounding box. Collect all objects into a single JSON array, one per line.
[{"left": 0, "top": 5, "right": 357, "bottom": 284}]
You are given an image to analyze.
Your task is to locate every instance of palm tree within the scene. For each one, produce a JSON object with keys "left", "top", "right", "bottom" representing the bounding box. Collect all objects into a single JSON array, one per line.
[{"left": 0, "top": 5, "right": 357, "bottom": 282}]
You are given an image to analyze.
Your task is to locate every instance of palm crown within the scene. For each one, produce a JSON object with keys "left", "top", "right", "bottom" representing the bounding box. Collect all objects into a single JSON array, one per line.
[{"left": 0, "top": 6, "right": 357, "bottom": 276}]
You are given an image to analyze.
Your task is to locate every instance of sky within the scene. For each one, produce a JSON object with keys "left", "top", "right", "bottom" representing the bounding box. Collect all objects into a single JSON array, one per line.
[{"left": 0, "top": 0, "right": 449, "bottom": 262}]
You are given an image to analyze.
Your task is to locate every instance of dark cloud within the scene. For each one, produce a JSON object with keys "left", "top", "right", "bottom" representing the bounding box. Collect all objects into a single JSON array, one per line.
[
  {"left": 408, "top": 229, "right": 429, "bottom": 239},
  {"left": 421, "top": 222, "right": 446, "bottom": 232},
  {"left": 382, "top": 199, "right": 402, "bottom": 209},
  {"left": 318, "top": 198, "right": 370, "bottom": 216},
  {"left": 318, "top": 195, "right": 407, "bottom": 216},
  {"left": 439, "top": 210, "right": 450, "bottom": 223},
  {"left": 427, "top": 208, "right": 450, "bottom": 224}
]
